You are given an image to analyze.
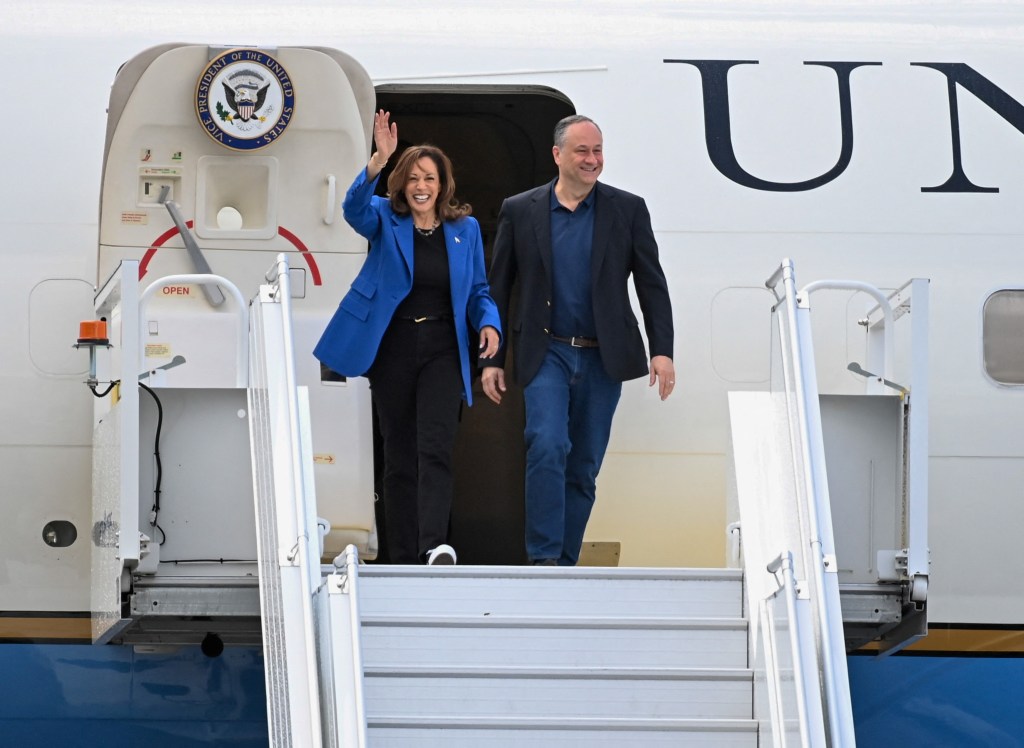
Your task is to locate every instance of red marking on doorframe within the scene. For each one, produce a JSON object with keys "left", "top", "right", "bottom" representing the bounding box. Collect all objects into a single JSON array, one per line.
[{"left": 138, "top": 222, "right": 323, "bottom": 285}]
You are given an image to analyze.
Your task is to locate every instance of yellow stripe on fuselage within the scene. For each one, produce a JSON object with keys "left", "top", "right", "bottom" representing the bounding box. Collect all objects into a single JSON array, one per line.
[
  {"left": 858, "top": 625, "right": 1024, "bottom": 655},
  {"left": 0, "top": 614, "right": 92, "bottom": 643}
]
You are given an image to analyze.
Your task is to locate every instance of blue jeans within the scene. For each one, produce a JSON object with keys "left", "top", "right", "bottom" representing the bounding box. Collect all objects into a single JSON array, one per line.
[{"left": 522, "top": 341, "right": 622, "bottom": 565}]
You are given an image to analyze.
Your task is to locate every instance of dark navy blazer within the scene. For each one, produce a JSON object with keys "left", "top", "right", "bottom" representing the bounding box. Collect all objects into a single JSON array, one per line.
[
  {"left": 313, "top": 168, "right": 501, "bottom": 405},
  {"left": 487, "top": 179, "right": 673, "bottom": 386}
]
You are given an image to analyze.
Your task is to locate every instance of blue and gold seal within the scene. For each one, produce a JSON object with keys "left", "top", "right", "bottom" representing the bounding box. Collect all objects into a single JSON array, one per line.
[{"left": 195, "top": 48, "right": 295, "bottom": 150}]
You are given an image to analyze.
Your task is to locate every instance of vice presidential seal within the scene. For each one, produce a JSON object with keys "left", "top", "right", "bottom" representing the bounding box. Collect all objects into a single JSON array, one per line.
[{"left": 195, "top": 48, "right": 295, "bottom": 150}]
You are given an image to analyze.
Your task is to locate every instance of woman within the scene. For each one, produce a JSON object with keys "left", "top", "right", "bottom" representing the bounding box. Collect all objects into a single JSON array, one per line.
[{"left": 314, "top": 111, "right": 501, "bottom": 566}]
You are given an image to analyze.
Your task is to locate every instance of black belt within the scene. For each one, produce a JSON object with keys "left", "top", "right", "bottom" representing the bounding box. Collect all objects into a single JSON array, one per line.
[
  {"left": 551, "top": 334, "right": 599, "bottom": 348},
  {"left": 400, "top": 314, "right": 452, "bottom": 323}
]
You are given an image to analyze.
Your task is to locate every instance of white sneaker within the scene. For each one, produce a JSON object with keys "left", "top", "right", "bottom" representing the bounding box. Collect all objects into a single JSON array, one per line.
[{"left": 426, "top": 544, "right": 457, "bottom": 565}]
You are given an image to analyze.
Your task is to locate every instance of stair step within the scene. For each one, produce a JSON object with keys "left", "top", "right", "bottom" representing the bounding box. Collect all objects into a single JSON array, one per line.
[
  {"left": 364, "top": 665, "right": 753, "bottom": 720},
  {"left": 352, "top": 565, "right": 754, "bottom": 745},
  {"left": 366, "top": 716, "right": 758, "bottom": 747},
  {"left": 357, "top": 565, "right": 744, "bottom": 619},
  {"left": 360, "top": 615, "right": 747, "bottom": 669}
]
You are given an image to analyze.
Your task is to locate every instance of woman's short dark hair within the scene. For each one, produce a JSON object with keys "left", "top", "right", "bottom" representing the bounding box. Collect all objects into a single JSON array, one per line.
[{"left": 386, "top": 145, "right": 472, "bottom": 221}]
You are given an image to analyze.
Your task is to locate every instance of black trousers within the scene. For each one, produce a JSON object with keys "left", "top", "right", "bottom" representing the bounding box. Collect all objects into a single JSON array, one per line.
[{"left": 368, "top": 318, "right": 463, "bottom": 563}]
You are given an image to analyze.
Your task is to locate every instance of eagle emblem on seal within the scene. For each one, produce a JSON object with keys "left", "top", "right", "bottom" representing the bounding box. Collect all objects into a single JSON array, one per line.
[
  {"left": 195, "top": 48, "right": 295, "bottom": 151},
  {"left": 222, "top": 69, "right": 270, "bottom": 122}
]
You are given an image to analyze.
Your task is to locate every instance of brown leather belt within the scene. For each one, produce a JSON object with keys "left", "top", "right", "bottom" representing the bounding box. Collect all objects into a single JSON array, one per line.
[{"left": 551, "top": 334, "right": 599, "bottom": 348}]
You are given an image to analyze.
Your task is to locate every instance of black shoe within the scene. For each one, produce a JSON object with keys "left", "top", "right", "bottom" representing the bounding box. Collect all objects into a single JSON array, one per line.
[{"left": 532, "top": 558, "right": 558, "bottom": 566}]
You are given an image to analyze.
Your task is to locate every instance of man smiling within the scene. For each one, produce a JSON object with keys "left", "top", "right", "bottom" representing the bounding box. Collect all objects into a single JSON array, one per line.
[{"left": 481, "top": 115, "right": 675, "bottom": 566}]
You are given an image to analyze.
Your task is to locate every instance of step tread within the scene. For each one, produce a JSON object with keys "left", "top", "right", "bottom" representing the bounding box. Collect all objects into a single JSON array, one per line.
[
  {"left": 362, "top": 613, "right": 747, "bottom": 629},
  {"left": 355, "top": 566, "right": 753, "bottom": 734},
  {"left": 365, "top": 665, "right": 753, "bottom": 680},
  {"left": 367, "top": 715, "right": 758, "bottom": 731},
  {"left": 365, "top": 668, "right": 754, "bottom": 720},
  {"left": 354, "top": 565, "right": 743, "bottom": 582},
  {"left": 360, "top": 626, "right": 747, "bottom": 668},
  {"left": 357, "top": 574, "right": 743, "bottom": 618}
]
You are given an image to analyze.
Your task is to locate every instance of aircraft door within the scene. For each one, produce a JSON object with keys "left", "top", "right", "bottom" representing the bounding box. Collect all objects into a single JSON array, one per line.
[
  {"left": 373, "top": 88, "right": 572, "bottom": 564},
  {"left": 90, "top": 44, "right": 377, "bottom": 642}
]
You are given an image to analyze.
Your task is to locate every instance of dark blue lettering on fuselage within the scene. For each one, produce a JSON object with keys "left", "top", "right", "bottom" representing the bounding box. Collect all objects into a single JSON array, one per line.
[{"left": 666, "top": 60, "right": 1020, "bottom": 193}]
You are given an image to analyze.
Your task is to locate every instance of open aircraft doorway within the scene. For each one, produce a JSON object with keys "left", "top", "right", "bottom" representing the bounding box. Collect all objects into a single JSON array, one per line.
[{"left": 371, "top": 86, "right": 573, "bottom": 564}]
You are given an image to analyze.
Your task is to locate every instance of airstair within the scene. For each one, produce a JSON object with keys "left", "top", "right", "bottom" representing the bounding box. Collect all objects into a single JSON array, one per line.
[
  {"left": 723, "top": 260, "right": 929, "bottom": 746},
  {"left": 333, "top": 564, "right": 754, "bottom": 746},
  {"left": 87, "top": 256, "right": 928, "bottom": 746}
]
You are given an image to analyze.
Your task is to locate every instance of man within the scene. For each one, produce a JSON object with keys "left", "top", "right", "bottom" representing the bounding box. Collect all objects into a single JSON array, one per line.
[{"left": 481, "top": 115, "right": 675, "bottom": 566}]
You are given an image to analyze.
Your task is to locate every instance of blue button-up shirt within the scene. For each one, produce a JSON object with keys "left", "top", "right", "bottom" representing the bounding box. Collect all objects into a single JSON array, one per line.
[{"left": 549, "top": 182, "right": 597, "bottom": 338}]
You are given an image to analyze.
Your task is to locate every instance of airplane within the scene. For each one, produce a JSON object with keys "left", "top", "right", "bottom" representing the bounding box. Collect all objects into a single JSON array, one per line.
[{"left": 3, "top": 0, "right": 1024, "bottom": 744}]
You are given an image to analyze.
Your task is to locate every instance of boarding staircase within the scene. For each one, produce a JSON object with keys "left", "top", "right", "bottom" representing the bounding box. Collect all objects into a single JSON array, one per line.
[
  {"left": 88, "top": 256, "right": 929, "bottom": 746},
  {"left": 248, "top": 255, "right": 760, "bottom": 746},
  {"left": 349, "top": 565, "right": 754, "bottom": 746}
]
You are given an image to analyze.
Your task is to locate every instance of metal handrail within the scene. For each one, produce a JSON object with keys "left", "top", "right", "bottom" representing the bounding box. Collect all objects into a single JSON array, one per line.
[
  {"left": 765, "top": 551, "right": 814, "bottom": 748},
  {"left": 270, "top": 254, "right": 326, "bottom": 743},
  {"left": 248, "top": 253, "right": 327, "bottom": 745},
  {"left": 798, "top": 280, "right": 895, "bottom": 382},
  {"left": 334, "top": 545, "right": 368, "bottom": 747},
  {"left": 765, "top": 258, "right": 856, "bottom": 746},
  {"left": 779, "top": 261, "right": 843, "bottom": 738},
  {"left": 139, "top": 273, "right": 248, "bottom": 387}
]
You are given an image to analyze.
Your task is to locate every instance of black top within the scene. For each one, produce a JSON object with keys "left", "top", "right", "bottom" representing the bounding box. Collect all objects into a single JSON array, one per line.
[{"left": 394, "top": 225, "right": 452, "bottom": 319}]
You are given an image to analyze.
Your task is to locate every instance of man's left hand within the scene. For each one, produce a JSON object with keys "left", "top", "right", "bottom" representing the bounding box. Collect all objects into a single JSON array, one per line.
[{"left": 650, "top": 355, "right": 676, "bottom": 401}]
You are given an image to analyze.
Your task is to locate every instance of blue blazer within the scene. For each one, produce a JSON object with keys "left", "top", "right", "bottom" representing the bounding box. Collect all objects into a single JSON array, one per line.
[{"left": 313, "top": 168, "right": 501, "bottom": 405}]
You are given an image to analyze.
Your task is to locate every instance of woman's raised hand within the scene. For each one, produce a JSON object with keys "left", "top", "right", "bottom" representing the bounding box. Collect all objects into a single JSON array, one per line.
[{"left": 373, "top": 109, "right": 398, "bottom": 164}]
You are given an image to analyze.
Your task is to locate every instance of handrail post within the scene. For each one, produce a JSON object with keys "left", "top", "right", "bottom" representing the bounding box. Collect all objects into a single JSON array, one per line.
[
  {"left": 904, "top": 279, "right": 930, "bottom": 600},
  {"left": 329, "top": 545, "right": 368, "bottom": 747},
  {"left": 866, "top": 279, "right": 930, "bottom": 604},
  {"left": 767, "top": 551, "right": 819, "bottom": 747}
]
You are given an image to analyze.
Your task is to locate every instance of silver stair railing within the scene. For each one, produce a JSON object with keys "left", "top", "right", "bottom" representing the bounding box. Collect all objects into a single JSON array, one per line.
[
  {"left": 322, "top": 545, "right": 368, "bottom": 748},
  {"left": 249, "top": 253, "right": 324, "bottom": 747},
  {"left": 766, "top": 258, "right": 856, "bottom": 746},
  {"left": 737, "top": 260, "right": 928, "bottom": 744},
  {"left": 761, "top": 551, "right": 817, "bottom": 748}
]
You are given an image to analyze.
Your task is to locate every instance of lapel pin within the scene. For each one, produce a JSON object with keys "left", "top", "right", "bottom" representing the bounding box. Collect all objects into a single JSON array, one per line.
[{"left": 455, "top": 237, "right": 461, "bottom": 244}]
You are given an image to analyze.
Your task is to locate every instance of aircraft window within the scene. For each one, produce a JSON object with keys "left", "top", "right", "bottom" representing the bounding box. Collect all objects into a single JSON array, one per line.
[
  {"left": 29, "top": 278, "right": 94, "bottom": 376},
  {"left": 710, "top": 287, "right": 773, "bottom": 383},
  {"left": 983, "top": 290, "right": 1024, "bottom": 385}
]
